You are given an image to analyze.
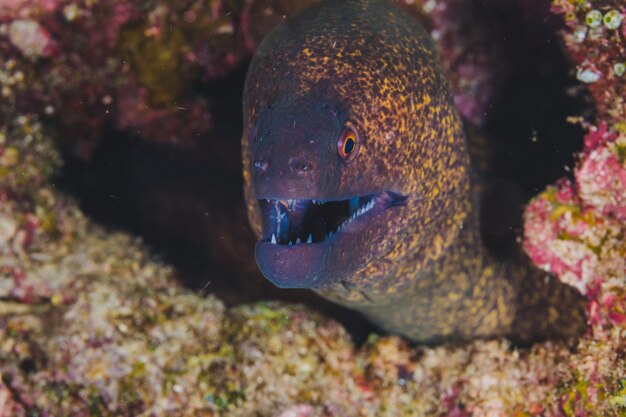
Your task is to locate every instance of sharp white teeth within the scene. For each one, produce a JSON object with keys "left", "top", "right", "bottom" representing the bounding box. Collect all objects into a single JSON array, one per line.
[
  {"left": 265, "top": 196, "right": 380, "bottom": 247},
  {"left": 349, "top": 197, "right": 360, "bottom": 215}
]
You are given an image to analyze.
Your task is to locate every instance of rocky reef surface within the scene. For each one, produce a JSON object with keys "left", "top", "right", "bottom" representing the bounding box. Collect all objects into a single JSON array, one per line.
[{"left": 0, "top": 1, "right": 625, "bottom": 416}]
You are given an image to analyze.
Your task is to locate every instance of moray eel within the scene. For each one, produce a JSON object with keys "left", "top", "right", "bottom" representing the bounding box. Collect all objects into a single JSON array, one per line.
[{"left": 241, "top": 0, "right": 586, "bottom": 344}]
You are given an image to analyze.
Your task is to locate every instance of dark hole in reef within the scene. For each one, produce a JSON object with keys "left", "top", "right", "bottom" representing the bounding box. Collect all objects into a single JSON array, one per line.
[
  {"left": 56, "top": 1, "right": 591, "bottom": 346},
  {"left": 471, "top": 0, "right": 591, "bottom": 258},
  {"left": 19, "top": 359, "right": 36, "bottom": 374}
]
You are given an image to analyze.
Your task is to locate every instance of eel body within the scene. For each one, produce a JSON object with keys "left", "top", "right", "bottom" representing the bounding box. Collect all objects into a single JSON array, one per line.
[{"left": 241, "top": 0, "right": 586, "bottom": 344}]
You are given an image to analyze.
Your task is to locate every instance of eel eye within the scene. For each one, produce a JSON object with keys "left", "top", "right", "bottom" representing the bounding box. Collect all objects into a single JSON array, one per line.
[{"left": 338, "top": 123, "right": 360, "bottom": 162}]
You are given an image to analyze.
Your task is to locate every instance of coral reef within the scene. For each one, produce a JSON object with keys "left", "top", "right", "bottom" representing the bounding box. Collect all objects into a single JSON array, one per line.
[
  {"left": 421, "top": 0, "right": 558, "bottom": 126},
  {"left": 551, "top": 0, "right": 626, "bottom": 129},
  {"left": 0, "top": 0, "right": 315, "bottom": 157},
  {"left": 523, "top": 132, "right": 626, "bottom": 330},
  {"left": 524, "top": 0, "right": 626, "bottom": 333},
  {"left": 0, "top": 0, "right": 625, "bottom": 416},
  {"left": 421, "top": 0, "right": 512, "bottom": 125}
]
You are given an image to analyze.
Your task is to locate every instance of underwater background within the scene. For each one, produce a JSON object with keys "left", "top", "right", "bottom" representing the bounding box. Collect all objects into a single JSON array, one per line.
[{"left": 0, "top": 0, "right": 625, "bottom": 415}]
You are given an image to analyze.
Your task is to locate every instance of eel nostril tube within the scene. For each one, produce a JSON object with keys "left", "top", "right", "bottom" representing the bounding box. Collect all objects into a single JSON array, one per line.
[
  {"left": 292, "top": 160, "right": 312, "bottom": 173},
  {"left": 254, "top": 159, "right": 269, "bottom": 172}
]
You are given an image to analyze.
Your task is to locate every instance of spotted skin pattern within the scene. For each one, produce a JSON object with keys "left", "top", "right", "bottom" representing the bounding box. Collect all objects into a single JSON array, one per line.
[{"left": 241, "top": 0, "right": 586, "bottom": 344}]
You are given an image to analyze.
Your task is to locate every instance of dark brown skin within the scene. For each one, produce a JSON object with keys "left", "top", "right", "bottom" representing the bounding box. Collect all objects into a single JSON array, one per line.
[{"left": 241, "top": 0, "right": 586, "bottom": 344}]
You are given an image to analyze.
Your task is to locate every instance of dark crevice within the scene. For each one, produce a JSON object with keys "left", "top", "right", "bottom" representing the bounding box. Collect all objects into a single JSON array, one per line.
[{"left": 476, "top": 0, "right": 592, "bottom": 255}]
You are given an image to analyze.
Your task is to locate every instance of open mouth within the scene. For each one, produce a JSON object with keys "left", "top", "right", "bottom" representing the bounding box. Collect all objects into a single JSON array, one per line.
[{"left": 258, "top": 191, "right": 407, "bottom": 246}]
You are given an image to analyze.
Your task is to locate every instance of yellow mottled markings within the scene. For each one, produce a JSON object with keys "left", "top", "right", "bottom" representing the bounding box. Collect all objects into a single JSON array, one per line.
[
  {"left": 548, "top": 307, "right": 558, "bottom": 322},
  {"left": 448, "top": 292, "right": 462, "bottom": 302},
  {"left": 303, "top": 48, "right": 312, "bottom": 57},
  {"left": 433, "top": 234, "right": 443, "bottom": 255},
  {"left": 499, "top": 302, "right": 513, "bottom": 328},
  {"left": 482, "top": 310, "right": 498, "bottom": 331}
]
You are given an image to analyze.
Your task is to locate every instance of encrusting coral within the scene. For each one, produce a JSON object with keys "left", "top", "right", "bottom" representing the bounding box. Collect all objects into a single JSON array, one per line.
[{"left": 0, "top": 1, "right": 625, "bottom": 416}]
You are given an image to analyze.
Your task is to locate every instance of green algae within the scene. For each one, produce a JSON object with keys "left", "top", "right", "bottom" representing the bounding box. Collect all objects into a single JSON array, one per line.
[
  {"left": 609, "top": 379, "right": 626, "bottom": 412},
  {"left": 117, "top": 21, "right": 190, "bottom": 107},
  {"left": 614, "top": 141, "right": 626, "bottom": 164}
]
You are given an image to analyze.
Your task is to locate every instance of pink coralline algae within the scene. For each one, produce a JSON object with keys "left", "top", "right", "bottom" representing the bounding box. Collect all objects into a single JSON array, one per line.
[
  {"left": 420, "top": 0, "right": 552, "bottom": 126},
  {"left": 5, "top": 19, "right": 57, "bottom": 58},
  {"left": 0, "top": 0, "right": 277, "bottom": 157},
  {"left": 114, "top": 77, "right": 212, "bottom": 148},
  {"left": 523, "top": 129, "right": 626, "bottom": 329},
  {"left": 274, "top": 404, "right": 316, "bottom": 417},
  {"left": 0, "top": 0, "right": 61, "bottom": 20},
  {"left": 421, "top": 0, "right": 508, "bottom": 125},
  {"left": 577, "top": 130, "right": 626, "bottom": 221}
]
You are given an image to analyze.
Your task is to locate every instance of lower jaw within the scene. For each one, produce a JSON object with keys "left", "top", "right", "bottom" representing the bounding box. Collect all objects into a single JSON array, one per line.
[{"left": 254, "top": 239, "right": 332, "bottom": 288}]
